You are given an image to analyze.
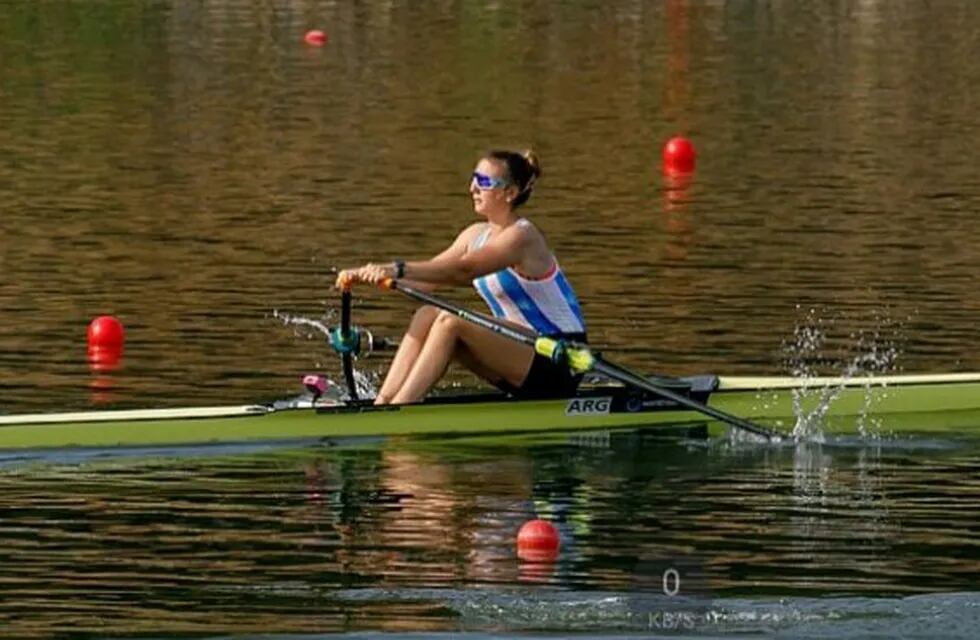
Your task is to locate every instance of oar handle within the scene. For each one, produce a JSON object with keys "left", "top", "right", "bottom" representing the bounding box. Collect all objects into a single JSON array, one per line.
[{"left": 534, "top": 337, "right": 595, "bottom": 374}]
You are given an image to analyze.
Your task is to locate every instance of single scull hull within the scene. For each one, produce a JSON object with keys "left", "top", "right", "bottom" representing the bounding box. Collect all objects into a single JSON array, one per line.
[{"left": 1, "top": 373, "right": 979, "bottom": 451}]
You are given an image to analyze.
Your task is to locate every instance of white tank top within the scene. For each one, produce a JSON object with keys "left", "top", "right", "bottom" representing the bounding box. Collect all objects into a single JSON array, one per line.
[{"left": 470, "top": 221, "right": 587, "bottom": 336}]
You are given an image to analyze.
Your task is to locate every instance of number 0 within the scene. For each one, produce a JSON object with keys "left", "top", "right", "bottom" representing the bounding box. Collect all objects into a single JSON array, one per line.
[{"left": 662, "top": 568, "right": 680, "bottom": 596}]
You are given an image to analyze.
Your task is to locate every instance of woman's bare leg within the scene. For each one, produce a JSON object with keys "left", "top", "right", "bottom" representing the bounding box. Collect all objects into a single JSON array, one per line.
[
  {"left": 374, "top": 306, "right": 438, "bottom": 404},
  {"left": 390, "top": 311, "right": 534, "bottom": 404}
]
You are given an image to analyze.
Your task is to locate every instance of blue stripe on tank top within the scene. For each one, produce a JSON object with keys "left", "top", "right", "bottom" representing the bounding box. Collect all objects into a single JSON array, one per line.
[
  {"left": 553, "top": 270, "right": 586, "bottom": 329},
  {"left": 496, "top": 269, "right": 564, "bottom": 335},
  {"left": 474, "top": 276, "right": 506, "bottom": 319}
]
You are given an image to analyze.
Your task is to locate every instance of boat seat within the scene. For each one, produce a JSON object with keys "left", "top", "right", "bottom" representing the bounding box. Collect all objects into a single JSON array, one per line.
[
  {"left": 680, "top": 375, "right": 720, "bottom": 393},
  {"left": 642, "top": 374, "right": 718, "bottom": 394}
]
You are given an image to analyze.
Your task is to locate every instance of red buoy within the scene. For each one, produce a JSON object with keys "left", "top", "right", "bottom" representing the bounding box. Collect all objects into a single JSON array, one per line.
[
  {"left": 88, "top": 316, "right": 125, "bottom": 349},
  {"left": 304, "top": 30, "right": 328, "bottom": 47},
  {"left": 662, "top": 136, "right": 696, "bottom": 173},
  {"left": 516, "top": 519, "right": 560, "bottom": 562}
]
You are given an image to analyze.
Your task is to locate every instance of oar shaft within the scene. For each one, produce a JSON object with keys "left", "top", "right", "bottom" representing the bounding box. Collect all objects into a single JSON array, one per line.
[
  {"left": 383, "top": 279, "right": 537, "bottom": 345},
  {"left": 378, "top": 278, "right": 778, "bottom": 441},
  {"left": 591, "top": 360, "right": 774, "bottom": 439},
  {"left": 340, "top": 289, "right": 358, "bottom": 400}
]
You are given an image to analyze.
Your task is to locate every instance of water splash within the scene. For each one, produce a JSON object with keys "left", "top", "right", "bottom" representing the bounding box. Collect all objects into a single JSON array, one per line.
[
  {"left": 271, "top": 308, "right": 335, "bottom": 341},
  {"left": 782, "top": 307, "right": 904, "bottom": 441},
  {"left": 270, "top": 309, "right": 379, "bottom": 401},
  {"left": 350, "top": 368, "right": 381, "bottom": 400}
]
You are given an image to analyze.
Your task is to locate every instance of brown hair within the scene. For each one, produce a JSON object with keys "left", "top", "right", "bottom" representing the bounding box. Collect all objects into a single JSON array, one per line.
[{"left": 486, "top": 149, "right": 541, "bottom": 209}]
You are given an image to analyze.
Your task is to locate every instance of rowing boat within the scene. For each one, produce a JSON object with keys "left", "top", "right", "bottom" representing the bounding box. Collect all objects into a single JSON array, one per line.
[
  {"left": 5, "top": 285, "right": 977, "bottom": 452},
  {"left": 2, "top": 372, "right": 979, "bottom": 451}
]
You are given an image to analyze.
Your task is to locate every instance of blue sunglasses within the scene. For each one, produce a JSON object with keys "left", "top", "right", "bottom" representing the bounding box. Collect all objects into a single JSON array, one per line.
[{"left": 471, "top": 171, "right": 511, "bottom": 190}]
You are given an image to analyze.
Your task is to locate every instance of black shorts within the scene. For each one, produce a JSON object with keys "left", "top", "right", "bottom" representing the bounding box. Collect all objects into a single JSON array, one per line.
[{"left": 496, "top": 333, "right": 587, "bottom": 400}]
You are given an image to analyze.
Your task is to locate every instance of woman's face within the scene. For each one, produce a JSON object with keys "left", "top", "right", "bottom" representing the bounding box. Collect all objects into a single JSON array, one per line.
[{"left": 469, "top": 158, "right": 515, "bottom": 217}]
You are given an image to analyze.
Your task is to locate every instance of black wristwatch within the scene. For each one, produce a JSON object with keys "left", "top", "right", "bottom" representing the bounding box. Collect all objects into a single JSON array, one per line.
[{"left": 393, "top": 260, "right": 406, "bottom": 279}]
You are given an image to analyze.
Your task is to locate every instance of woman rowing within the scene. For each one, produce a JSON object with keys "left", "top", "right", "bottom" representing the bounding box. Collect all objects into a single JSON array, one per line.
[{"left": 336, "top": 150, "right": 587, "bottom": 405}]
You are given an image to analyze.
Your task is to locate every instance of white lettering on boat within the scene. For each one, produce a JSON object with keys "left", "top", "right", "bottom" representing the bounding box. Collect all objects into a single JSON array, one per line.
[
  {"left": 565, "top": 397, "right": 612, "bottom": 416},
  {"left": 642, "top": 399, "right": 680, "bottom": 409}
]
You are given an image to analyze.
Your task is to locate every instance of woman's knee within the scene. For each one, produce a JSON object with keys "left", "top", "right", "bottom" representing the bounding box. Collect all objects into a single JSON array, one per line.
[
  {"left": 432, "top": 309, "right": 464, "bottom": 333},
  {"left": 407, "top": 305, "right": 439, "bottom": 333}
]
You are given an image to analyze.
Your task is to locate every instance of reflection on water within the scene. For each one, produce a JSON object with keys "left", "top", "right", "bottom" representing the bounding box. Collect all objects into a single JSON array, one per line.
[
  {"left": 0, "top": 433, "right": 978, "bottom": 636},
  {"left": 1, "top": 1, "right": 979, "bottom": 414}
]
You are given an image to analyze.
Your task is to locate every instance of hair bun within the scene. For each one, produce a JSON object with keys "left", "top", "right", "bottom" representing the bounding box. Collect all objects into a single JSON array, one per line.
[{"left": 522, "top": 149, "right": 542, "bottom": 179}]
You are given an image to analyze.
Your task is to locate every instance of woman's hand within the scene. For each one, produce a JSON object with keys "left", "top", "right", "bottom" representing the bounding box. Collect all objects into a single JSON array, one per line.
[
  {"left": 334, "top": 268, "right": 359, "bottom": 290},
  {"left": 334, "top": 263, "right": 396, "bottom": 289}
]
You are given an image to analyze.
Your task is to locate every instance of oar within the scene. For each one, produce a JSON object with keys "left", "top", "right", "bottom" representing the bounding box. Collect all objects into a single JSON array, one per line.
[
  {"left": 376, "top": 278, "right": 781, "bottom": 442},
  {"left": 329, "top": 288, "right": 398, "bottom": 400},
  {"left": 338, "top": 289, "right": 359, "bottom": 400}
]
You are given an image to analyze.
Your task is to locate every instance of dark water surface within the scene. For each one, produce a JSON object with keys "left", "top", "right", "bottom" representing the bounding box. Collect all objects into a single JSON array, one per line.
[
  {"left": 1, "top": 434, "right": 978, "bottom": 638},
  {"left": 1, "top": 1, "right": 979, "bottom": 638}
]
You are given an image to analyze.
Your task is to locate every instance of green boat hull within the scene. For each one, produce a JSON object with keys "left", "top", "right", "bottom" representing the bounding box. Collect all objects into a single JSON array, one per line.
[{"left": 1, "top": 374, "right": 979, "bottom": 450}]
